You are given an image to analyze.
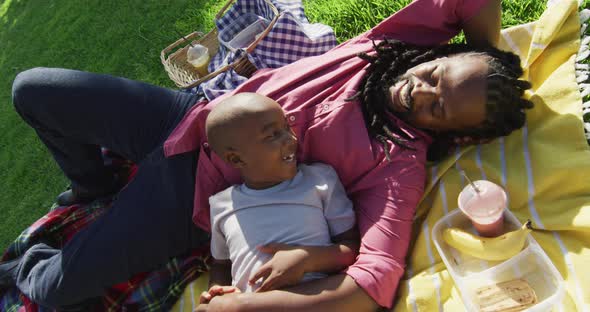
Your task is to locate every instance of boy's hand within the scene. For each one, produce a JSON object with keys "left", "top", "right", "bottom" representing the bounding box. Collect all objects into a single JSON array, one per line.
[
  {"left": 199, "top": 285, "right": 241, "bottom": 304},
  {"left": 249, "top": 243, "right": 308, "bottom": 292},
  {"left": 195, "top": 293, "right": 240, "bottom": 312}
]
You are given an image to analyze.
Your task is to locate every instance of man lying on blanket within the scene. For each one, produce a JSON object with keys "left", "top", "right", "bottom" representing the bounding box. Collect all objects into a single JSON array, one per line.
[{"left": 4, "top": 0, "right": 534, "bottom": 310}]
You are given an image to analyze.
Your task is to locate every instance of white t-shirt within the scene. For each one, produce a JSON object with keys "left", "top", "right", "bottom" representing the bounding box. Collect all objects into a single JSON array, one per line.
[{"left": 209, "top": 163, "right": 356, "bottom": 292}]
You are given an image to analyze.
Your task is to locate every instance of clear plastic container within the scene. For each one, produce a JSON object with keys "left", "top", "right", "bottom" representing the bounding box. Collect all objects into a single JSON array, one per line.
[
  {"left": 432, "top": 209, "right": 565, "bottom": 311},
  {"left": 218, "top": 13, "right": 269, "bottom": 51},
  {"left": 186, "top": 44, "right": 210, "bottom": 77}
]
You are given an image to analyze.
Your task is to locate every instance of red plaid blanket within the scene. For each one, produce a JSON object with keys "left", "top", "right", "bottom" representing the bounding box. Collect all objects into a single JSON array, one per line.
[{"left": 0, "top": 152, "right": 209, "bottom": 312}]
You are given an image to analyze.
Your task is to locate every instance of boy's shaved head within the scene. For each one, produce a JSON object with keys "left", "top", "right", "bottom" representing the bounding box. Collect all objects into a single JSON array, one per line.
[
  {"left": 205, "top": 93, "right": 281, "bottom": 156},
  {"left": 206, "top": 92, "right": 298, "bottom": 188}
]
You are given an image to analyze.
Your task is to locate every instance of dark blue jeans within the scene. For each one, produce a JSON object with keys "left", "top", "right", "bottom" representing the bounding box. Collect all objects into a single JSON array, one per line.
[{"left": 11, "top": 68, "right": 209, "bottom": 309}]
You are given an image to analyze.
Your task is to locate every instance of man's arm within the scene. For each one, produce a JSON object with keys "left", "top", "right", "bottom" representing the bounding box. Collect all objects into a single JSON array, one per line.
[
  {"left": 463, "top": 0, "right": 502, "bottom": 47},
  {"left": 201, "top": 274, "right": 377, "bottom": 312}
]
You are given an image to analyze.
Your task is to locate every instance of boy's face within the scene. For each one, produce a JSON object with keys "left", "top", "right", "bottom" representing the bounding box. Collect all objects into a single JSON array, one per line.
[{"left": 228, "top": 104, "right": 298, "bottom": 189}]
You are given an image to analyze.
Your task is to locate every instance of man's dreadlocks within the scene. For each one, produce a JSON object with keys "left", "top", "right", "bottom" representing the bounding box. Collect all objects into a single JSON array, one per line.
[{"left": 351, "top": 40, "right": 534, "bottom": 161}]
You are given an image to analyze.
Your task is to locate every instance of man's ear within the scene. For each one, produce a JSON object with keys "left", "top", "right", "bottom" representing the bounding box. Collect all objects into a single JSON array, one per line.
[{"left": 225, "top": 151, "right": 245, "bottom": 168}]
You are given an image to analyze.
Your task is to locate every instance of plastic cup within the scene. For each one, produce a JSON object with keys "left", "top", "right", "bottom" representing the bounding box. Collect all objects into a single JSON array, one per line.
[
  {"left": 187, "top": 44, "right": 210, "bottom": 77},
  {"left": 457, "top": 180, "right": 507, "bottom": 237}
]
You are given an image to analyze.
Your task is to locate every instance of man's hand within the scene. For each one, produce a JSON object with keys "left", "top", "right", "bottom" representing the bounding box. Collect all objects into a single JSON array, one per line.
[
  {"left": 463, "top": 0, "right": 502, "bottom": 47},
  {"left": 249, "top": 243, "right": 308, "bottom": 292},
  {"left": 199, "top": 285, "right": 241, "bottom": 304}
]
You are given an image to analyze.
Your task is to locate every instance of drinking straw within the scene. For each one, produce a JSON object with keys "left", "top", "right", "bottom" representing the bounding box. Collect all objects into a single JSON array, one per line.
[{"left": 460, "top": 170, "right": 480, "bottom": 193}]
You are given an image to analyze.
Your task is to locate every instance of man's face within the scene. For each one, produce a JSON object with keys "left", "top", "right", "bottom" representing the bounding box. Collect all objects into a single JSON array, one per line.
[
  {"left": 230, "top": 104, "right": 298, "bottom": 189},
  {"left": 387, "top": 54, "right": 489, "bottom": 132}
]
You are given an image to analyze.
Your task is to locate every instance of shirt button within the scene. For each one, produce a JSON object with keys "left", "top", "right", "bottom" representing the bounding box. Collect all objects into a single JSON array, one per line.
[
  {"left": 323, "top": 104, "right": 329, "bottom": 111},
  {"left": 203, "top": 142, "right": 209, "bottom": 148},
  {"left": 289, "top": 115, "right": 296, "bottom": 122}
]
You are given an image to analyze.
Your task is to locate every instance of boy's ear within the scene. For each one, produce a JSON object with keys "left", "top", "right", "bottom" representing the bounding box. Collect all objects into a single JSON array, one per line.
[{"left": 225, "top": 152, "right": 245, "bottom": 168}]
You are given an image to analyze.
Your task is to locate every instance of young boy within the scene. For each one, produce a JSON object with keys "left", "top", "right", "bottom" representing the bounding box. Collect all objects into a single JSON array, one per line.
[{"left": 199, "top": 93, "right": 359, "bottom": 305}]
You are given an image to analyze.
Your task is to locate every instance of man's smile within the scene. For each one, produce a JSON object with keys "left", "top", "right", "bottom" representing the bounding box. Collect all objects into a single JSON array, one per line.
[{"left": 390, "top": 79, "right": 412, "bottom": 113}]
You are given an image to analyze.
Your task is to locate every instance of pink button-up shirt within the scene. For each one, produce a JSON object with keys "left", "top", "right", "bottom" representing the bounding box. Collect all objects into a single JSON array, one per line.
[{"left": 164, "top": 0, "right": 489, "bottom": 307}]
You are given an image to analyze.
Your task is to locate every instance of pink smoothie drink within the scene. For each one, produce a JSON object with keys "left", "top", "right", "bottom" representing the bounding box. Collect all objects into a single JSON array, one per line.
[{"left": 457, "top": 180, "right": 507, "bottom": 237}]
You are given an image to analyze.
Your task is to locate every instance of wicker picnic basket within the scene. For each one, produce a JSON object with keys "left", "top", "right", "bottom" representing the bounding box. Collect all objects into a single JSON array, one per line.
[{"left": 161, "top": 0, "right": 279, "bottom": 89}]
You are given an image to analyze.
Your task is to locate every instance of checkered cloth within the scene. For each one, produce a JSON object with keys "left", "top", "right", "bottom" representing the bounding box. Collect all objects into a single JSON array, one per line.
[
  {"left": 0, "top": 153, "right": 210, "bottom": 312},
  {"left": 190, "top": 0, "right": 338, "bottom": 100}
]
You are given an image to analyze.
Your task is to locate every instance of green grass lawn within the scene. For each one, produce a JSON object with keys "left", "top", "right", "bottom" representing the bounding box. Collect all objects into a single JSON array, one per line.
[{"left": 0, "top": 0, "right": 585, "bottom": 249}]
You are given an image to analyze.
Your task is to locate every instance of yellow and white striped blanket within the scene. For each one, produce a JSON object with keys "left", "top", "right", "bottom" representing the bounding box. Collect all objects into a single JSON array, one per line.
[
  {"left": 395, "top": 1, "right": 590, "bottom": 311},
  {"left": 173, "top": 0, "right": 590, "bottom": 310}
]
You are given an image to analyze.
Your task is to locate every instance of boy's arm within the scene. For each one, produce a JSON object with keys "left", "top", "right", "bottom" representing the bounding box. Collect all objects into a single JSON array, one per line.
[
  {"left": 204, "top": 200, "right": 238, "bottom": 304},
  {"left": 310, "top": 227, "right": 359, "bottom": 272},
  {"left": 200, "top": 259, "right": 238, "bottom": 304},
  {"left": 300, "top": 164, "right": 359, "bottom": 274},
  {"left": 196, "top": 274, "right": 376, "bottom": 312},
  {"left": 209, "top": 259, "right": 233, "bottom": 288},
  {"left": 250, "top": 227, "right": 359, "bottom": 292},
  {"left": 250, "top": 165, "right": 359, "bottom": 292},
  {"left": 207, "top": 194, "right": 234, "bottom": 288},
  {"left": 281, "top": 227, "right": 359, "bottom": 273}
]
